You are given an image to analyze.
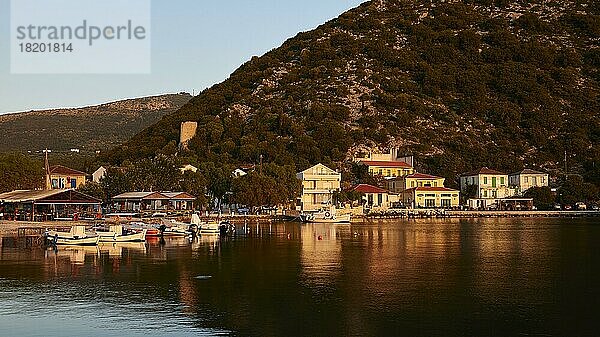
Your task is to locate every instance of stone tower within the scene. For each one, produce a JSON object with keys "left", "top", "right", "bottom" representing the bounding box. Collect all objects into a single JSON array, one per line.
[{"left": 180, "top": 121, "right": 198, "bottom": 150}]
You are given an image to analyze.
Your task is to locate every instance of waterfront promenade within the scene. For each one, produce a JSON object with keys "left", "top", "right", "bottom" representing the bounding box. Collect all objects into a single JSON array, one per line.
[{"left": 1, "top": 210, "right": 599, "bottom": 236}]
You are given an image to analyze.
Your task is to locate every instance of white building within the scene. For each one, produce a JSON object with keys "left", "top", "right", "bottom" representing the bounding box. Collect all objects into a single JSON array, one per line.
[
  {"left": 296, "top": 164, "right": 341, "bottom": 211},
  {"left": 92, "top": 166, "right": 107, "bottom": 183},
  {"left": 509, "top": 169, "right": 549, "bottom": 194},
  {"left": 460, "top": 167, "right": 516, "bottom": 209}
]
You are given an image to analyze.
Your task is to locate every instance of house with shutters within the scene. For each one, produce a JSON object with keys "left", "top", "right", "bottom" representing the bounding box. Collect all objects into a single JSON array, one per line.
[
  {"left": 49, "top": 165, "right": 87, "bottom": 189},
  {"left": 509, "top": 169, "right": 549, "bottom": 194},
  {"left": 401, "top": 187, "right": 460, "bottom": 208},
  {"left": 386, "top": 173, "right": 446, "bottom": 193},
  {"left": 355, "top": 150, "right": 415, "bottom": 178},
  {"left": 296, "top": 164, "right": 341, "bottom": 211},
  {"left": 350, "top": 184, "right": 398, "bottom": 210},
  {"left": 460, "top": 167, "right": 518, "bottom": 209}
]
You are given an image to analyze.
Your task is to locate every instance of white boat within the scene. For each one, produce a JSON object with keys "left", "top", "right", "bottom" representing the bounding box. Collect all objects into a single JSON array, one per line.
[
  {"left": 160, "top": 218, "right": 193, "bottom": 237},
  {"left": 300, "top": 207, "right": 351, "bottom": 224},
  {"left": 96, "top": 225, "right": 147, "bottom": 243},
  {"left": 200, "top": 221, "right": 221, "bottom": 235},
  {"left": 46, "top": 225, "right": 100, "bottom": 246}
]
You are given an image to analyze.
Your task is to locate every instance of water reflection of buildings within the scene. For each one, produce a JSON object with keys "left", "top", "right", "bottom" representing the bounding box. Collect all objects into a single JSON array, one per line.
[{"left": 300, "top": 224, "right": 343, "bottom": 290}]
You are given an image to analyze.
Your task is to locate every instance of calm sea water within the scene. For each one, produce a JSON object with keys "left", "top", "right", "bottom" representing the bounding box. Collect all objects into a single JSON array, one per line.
[{"left": 0, "top": 218, "right": 599, "bottom": 337}]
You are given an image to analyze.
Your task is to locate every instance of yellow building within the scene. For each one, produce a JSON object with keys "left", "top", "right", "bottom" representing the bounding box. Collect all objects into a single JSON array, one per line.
[
  {"left": 402, "top": 187, "right": 460, "bottom": 208},
  {"left": 296, "top": 164, "right": 341, "bottom": 211},
  {"left": 386, "top": 173, "right": 445, "bottom": 193},
  {"left": 49, "top": 165, "right": 87, "bottom": 189},
  {"left": 360, "top": 160, "right": 414, "bottom": 178},
  {"left": 350, "top": 184, "right": 398, "bottom": 210}
]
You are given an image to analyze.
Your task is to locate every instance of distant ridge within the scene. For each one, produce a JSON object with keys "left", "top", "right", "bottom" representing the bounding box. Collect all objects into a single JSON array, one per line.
[{"left": 0, "top": 93, "right": 192, "bottom": 152}]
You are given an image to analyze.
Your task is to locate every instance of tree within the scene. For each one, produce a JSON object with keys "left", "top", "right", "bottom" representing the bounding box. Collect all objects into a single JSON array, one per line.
[
  {"left": 0, "top": 153, "right": 44, "bottom": 192},
  {"left": 200, "top": 162, "right": 233, "bottom": 210},
  {"left": 231, "top": 164, "right": 301, "bottom": 209},
  {"left": 558, "top": 175, "right": 599, "bottom": 205},
  {"left": 524, "top": 186, "right": 555, "bottom": 210}
]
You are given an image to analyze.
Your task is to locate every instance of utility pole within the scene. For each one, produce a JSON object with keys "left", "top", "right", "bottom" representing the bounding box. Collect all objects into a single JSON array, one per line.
[
  {"left": 259, "top": 154, "right": 263, "bottom": 175},
  {"left": 564, "top": 150, "right": 568, "bottom": 177},
  {"left": 44, "top": 149, "right": 51, "bottom": 190}
]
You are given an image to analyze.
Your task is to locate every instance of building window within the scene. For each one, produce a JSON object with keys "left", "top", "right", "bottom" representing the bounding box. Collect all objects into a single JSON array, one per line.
[
  {"left": 411, "top": 181, "right": 415, "bottom": 188},
  {"left": 441, "top": 199, "right": 451, "bottom": 208},
  {"left": 500, "top": 177, "right": 505, "bottom": 185},
  {"left": 524, "top": 177, "right": 529, "bottom": 183},
  {"left": 484, "top": 190, "right": 488, "bottom": 198},
  {"left": 484, "top": 177, "right": 488, "bottom": 184},
  {"left": 425, "top": 199, "right": 436, "bottom": 207}
]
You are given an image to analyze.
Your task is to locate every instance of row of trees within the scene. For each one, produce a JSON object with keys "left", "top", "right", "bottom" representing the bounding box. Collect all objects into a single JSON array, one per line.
[
  {"left": 78, "top": 155, "right": 301, "bottom": 211},
  {"left": 525, "top": 176, "right": 599, "bottom": 210}
]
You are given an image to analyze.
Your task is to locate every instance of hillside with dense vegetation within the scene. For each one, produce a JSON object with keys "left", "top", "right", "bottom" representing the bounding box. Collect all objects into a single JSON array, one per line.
[
  {"left": 0, "top": 93, "right": 191, "bottom": 153},
  {"left": 107, "top": 0, "right": 599, "bottom": 190}
]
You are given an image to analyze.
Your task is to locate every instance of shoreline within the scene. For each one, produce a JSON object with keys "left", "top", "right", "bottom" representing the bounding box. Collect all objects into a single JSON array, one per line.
[{"left": 1, "top": 210, "right": 599, "bottom": 236}]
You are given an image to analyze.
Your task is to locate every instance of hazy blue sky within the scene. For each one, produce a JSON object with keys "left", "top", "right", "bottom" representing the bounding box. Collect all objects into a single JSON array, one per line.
[{"left": 0, "top": 0, "right": 365, "bottom": 114}]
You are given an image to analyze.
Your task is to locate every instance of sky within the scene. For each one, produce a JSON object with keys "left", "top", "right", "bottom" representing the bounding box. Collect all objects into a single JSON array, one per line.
[{"left": 0, "top": 0, "right": 365, "bottom": 114}]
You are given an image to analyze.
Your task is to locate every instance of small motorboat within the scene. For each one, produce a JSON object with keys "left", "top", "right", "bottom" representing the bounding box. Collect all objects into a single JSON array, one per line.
[
  {"left": 159, "top": 219, "right": 192, "bottom": 237},
  {"left": 200, "top": 221, "right": 221, "bottom": 235},
  {"left": 96, "top": 225, "right": 147, "bottom": 243},
  {"left": 300, "top": 207, "right": 351, "bottom": 224},
  {"left": 129, "top": 222, "right": 160, "bottom": 238},
  {"left": 45, "top": 225, "right": 100, "bottom": 246}
]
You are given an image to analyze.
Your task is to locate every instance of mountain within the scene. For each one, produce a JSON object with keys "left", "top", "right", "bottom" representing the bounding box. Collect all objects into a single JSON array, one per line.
[
  {"left": 107, "top": 0, "right": 600, "bottom": 187},
  {"left": 0, "top": 93, "right": 192, "bottom": 153}
]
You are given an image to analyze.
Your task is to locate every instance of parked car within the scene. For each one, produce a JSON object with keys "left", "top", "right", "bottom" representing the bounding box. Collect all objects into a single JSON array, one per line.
[
  {"left": 237, "top": 207, "right": 249, "bottom": 215},
  {"left": 575, "top": 202, "right": 587, "bottom": 210}
]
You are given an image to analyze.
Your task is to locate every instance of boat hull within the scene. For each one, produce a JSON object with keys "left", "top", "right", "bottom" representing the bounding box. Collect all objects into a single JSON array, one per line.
[
  {"left": 51, "top": 235, "right": 100, "bottom": 246},
  {"left": 300, "top": 214, "right": 351, "bottom": 224},
  {"left": 200, "top": 222, "right": 220, "bottom": 235},
  {"left": 98, "top": 229, "right": 147, "bottom": 243}
]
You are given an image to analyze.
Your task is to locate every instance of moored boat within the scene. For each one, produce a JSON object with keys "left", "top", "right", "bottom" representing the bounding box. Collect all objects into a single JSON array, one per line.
[
  {"left": 300, "top": 207, "right": 351, "bottom": 224},
  {"left": 200, "top": 221, "right": 221, "bottom": 235},
  {"left": 45, "top": 226, "right": 100, "bottom": 246},
  {"left": 96, "top": 225, "right": 147, "bottom": 243}
]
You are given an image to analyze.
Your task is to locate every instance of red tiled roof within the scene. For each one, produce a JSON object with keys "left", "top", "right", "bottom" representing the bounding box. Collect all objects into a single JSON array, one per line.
[
  {"left": 405, "top": 173, "right": 442, "bottom": 179},
  {"left": 351, "top": 184, "right": 390, "bottom": 194},
  {"left": 49, "top": 165, "right": 87, "bottom": 176},
  {"left": 359, "top": 160, "right": 412, "bottom": 168},
  {"left": 461, "top": 167, "right": 505, "bottom": 176},
  {"left": 405, "top": 187, "right": 459, "bottom": 192}
]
